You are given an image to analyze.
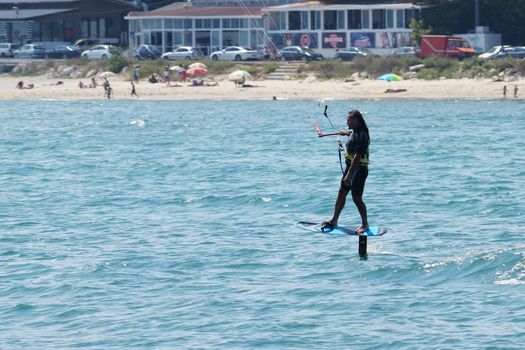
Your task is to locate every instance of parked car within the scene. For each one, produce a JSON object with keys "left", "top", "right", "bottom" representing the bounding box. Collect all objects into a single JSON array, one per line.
[
  {"left": 134, "top": 44, "right": 158, "bottom": 60},
  {"left": 479, "top": 45, "right": 525, "bottom": 59},
  {"left": 209, "top": 46, "right": 261, "bottom": 61},
  {"left": 45, "top": 44, "right": 81, "bottom": 59},
  {"left": 81, "top": 45, "right": 115, "bottom": 60},
  {"left": 14, "top": 44, "right": 46, "bottom": 58},
  {"left": 162, "top": 46, "right": 199, "bottom": 60},
  {"left": 257, "top": 45, "right": 271, "bottom": 60},
  {"left": 277, "top": 46, "right": 324, "bottom": 61},
  {"left": 478, "top": 45, "right": 509, "bottom": 59},
  {"left": 0, "top": 43, "right": 19, "bottom": 58},
  {"left": 391, "top": 46, "right": 418, "bottom": 57},
  {"left": 74, "top": 38, "right": 99, "bottom": 51},
  {"left": 334, "top": 47, "right": 374, "bottom": 61}
]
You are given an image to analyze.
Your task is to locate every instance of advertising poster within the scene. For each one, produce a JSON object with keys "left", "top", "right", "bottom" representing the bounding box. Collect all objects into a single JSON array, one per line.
[
  {"left": 270, "top": 33, "right": 318, "bottom": 48},
  {"left": 322, "top": 32, "right": 346, "bottom": 49},
  {"left": 293, "top": 33, "right": 318, "bottom": 48},
  {"left": 350, "top": 32, "right": 375, "bottom": 48},
  {"left": 377, "top": 32, "right": 413, "bottom": 48}
]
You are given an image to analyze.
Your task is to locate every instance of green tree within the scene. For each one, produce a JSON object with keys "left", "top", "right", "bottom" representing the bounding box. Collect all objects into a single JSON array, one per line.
[
  {"left": 421, "top": 0, "right": 525, "bottom": 45},
  {"left": 409, "top": 19, "right": 432, "bottom": 47}
]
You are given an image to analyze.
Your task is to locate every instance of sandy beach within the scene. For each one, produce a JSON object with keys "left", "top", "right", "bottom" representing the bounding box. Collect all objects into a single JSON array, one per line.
[{"left": 1, "top": 74, "right": 522, "bottom": 100}]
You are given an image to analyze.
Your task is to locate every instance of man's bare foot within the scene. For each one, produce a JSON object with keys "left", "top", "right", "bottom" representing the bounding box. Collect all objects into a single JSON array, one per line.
[
  {"left": 356, "top": 225, "right": 369, "bottom": 234},
  {"left": 321, "top": 220, "right": 337, "bottom": 232}
]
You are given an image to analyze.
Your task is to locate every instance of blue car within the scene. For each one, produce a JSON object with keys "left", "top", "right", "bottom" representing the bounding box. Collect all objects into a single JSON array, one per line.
[{"left": 45, "top": 45, "right": 81, "bottom": 59}]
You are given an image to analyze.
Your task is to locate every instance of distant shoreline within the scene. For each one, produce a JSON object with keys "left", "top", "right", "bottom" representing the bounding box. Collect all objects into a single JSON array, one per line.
[{"left": 0, "top": 74, "right": 522, "bottom": 101}]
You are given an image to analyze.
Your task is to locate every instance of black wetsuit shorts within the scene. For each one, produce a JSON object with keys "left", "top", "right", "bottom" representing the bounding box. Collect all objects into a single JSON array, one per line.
[{"left": 341, "top": 166, "right": 368, "bottom": 196}]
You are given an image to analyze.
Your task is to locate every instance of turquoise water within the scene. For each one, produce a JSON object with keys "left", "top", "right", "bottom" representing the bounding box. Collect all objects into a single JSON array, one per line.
[{"left": 1, "top": 99, "right": 524, "bottom": 349}]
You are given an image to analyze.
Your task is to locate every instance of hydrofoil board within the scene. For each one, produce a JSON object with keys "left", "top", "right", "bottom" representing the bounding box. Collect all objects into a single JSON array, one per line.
[{"left": 296, "top": 221, "right": 387, "bottom": 237}]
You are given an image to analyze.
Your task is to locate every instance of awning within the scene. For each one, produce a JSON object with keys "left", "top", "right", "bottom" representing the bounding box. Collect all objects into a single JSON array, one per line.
[
  {"left": 457, "top": 47, "right": 476, "bottom": 53},
  {"left": 0, "top": 8, "right": 75, "bottom": 20}
]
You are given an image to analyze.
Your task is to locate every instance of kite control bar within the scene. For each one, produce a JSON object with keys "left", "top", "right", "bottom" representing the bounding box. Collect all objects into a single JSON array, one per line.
[{"left": 314, "top": 121, "right": 351, "bottom": 138}]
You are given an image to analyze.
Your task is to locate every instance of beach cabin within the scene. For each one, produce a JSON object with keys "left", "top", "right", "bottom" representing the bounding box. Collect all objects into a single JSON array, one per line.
[{"left": 125, "top": 0, "right": 425, "bottom": 57}]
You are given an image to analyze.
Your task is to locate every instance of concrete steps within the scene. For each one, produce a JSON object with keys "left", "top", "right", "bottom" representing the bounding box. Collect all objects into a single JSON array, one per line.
[{"left": 265, "top": 61, "right": 305, "bottom": 80}]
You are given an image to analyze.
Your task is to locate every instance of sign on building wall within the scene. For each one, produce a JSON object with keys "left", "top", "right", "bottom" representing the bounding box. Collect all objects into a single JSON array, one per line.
[
  {"left": 377, "top": 32, "right": 412, "bottom": 48},
  {"left": 322, "top": 33, "right": 346, "bottom": 49},
  {"left": 270, "top": 33, "right": 318, "bottom": 48},
  {"left": 350, "top": 32, "right": 375, "bottom": 48}
]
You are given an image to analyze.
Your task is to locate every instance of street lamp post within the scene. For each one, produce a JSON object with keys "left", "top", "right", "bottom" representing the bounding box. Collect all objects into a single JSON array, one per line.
[{"left": 474, "top": 0, "right": 480, "bottom": 28}]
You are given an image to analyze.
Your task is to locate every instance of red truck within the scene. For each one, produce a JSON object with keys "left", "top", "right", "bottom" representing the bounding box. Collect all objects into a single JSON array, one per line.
[{"left": 420, "top": 35, "right": 476, "bottom": 58}]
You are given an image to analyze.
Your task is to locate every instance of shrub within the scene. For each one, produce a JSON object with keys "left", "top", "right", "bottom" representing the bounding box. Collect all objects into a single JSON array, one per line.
[
  {"left": 304, "top": 61, "right": 355, "bottom": 79},
  {"left": 417, "top": 68, "right": 440, "bottom": 80},
  {"left": 108, "top": 55, "right": 129, "bottom": 74}
]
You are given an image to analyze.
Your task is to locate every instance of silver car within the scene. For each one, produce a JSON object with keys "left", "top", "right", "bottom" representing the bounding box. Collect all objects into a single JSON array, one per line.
[
  {"left": 14, "top": 44, "right": 46, "bottom": 58},
  {"left": 162, "top": 46, "right": 199, "bottom": 61}
]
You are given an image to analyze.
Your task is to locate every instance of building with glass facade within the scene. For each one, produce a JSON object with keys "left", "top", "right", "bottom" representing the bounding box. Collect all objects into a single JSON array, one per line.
[{"left": 126, "top": 0, "right": 424, "bottom": 56}]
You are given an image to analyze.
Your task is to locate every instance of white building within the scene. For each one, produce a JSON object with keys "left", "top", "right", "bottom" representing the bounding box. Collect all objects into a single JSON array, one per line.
[{"left": 125, "top": 0, "right": 424, "bottom": 56}]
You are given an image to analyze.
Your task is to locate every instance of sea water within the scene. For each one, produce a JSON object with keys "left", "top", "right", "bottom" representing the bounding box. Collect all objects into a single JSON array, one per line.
[{"left": 0, "top": 99, "right": 524, "bottom": 349}]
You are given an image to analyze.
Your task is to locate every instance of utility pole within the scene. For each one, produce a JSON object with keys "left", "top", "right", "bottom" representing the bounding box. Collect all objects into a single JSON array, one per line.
[{"left": 474, "top": 0, "right": 480, "bottom": 27}]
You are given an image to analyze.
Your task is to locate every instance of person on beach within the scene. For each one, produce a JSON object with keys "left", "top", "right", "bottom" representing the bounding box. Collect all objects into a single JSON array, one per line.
[
  {"left": 322, "top": 110, "right": 370, "bottom": 234},
  {"left": 89, "top": 77, "right": 98, "bottom": 88},
  {"left": 503, "top": 85, "right": 507, "bottom": 98},
  {"left": 163, "top": 66, "right": 171, "bottom": 86},
  {"left": 16, "top": 81, "right": 24, "bottom": 89},
  {"left": 514, "top": 85, "right": 518, "bottom": 98},
  {"left": 131, "top": 81, "right": 138, "bottom": 98},
  {"left": 178, "top": 66, "right": 187, "bottom": 82},
  {"left": 133, "top": 65, "right": 140, "bottom": 83}
]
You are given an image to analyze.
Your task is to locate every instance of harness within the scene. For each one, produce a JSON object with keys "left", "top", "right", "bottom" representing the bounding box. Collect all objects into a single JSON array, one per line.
[{"left": 344, "top": 151, "right": 369, "bottom": 166}]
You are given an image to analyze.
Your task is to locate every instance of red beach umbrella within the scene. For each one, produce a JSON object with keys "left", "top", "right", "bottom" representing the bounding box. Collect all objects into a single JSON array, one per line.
[{"left": 187, "top": 67, "right": 208, "bottom": 76}]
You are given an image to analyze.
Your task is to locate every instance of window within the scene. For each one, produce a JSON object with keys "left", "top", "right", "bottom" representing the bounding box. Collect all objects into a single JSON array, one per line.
[
  {"left": 324, "top": 10, "right": 337, "bottom": 30},
  {"left": 386, "top": 10, "right": 394, "bottom": 29},
  {"left": 212, "top": 19, "right": 220, "bottom": 28},
  {"left": 99, "top": 18, "right": 106, "bottom": 38},
  {"left": 289, "top": 11, "right": 301, "bottom": 30},
  {"left": 348, "top": 10, "right": 361, "bottom": 29},
  {"left": 173, "top": 31, "right": 182, "bottom": 46},
  {"left": 362, "top": 10, "right": 370, "bottom": 29},
  {"left": 372, "top": 10, "right": 385, "bottom": 29},
  {"left": 337, "top": 11, "right": 345, "bottom": 30},
  {"left": 310, "top": 10, "right": 321, "bottom": 30},
  {"left": 301, "top": 11, "right": 309, "bottom": 30},
  {"left": 253, "top": 18, "right": 264, "bottom": 29},
  {"left": 396, "top": 10, "right": 404, "bottom": 28},
  {"left": 196, "top": 19, "right": 212, "bottom": 29},
  {"left": 211, "top": 30, "right": 220, "bottom": 46},
  {"left": 239, "top": 31, "right": 249, "bottom": 46},
  {"left": 223, "top": 19, "right": 231, "bottom": 29},
  {"left": 174, "top": 19, "right": 183, "bottom": 29},
  {"left": 269, "top": 12, "right": 286, "bottom": 30}
]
